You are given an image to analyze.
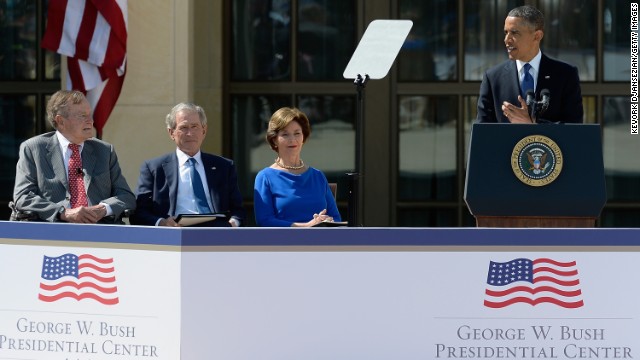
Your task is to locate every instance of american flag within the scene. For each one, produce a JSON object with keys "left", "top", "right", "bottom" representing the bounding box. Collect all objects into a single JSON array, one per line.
[
  {"left": 39, "top": 253, "right": 119, "bottom": 305},
  {"left": 42, "top": 0, "right": 128, "bottom": 138},
  {"left": 484, "top": 258, "right": 583, "bottom": 309}
]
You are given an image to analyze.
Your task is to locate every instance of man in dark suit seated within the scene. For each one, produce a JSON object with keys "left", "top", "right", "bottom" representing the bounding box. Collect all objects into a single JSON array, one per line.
[
  {"left": 13, "top": 90, "right": 135, "bottom": 223},
  {"left": 130, "top": 103, "right": 245, "bottom": 227},
  {"left": 476, "top": 5, "right": 583, "bottom": 124}
]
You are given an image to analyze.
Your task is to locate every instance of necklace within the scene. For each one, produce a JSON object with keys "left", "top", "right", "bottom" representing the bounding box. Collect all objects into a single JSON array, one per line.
[{"left": 275, "top": 157, "right": 305, "bottom": 170}]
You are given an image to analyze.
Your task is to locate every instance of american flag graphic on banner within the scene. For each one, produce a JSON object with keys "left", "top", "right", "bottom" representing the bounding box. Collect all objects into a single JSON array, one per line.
[
  {"left": 39, "top": 253, "right": 119, "bottom": 305},
  {"left": 484, "top": 258, "right": 583, "bottom": 309}
]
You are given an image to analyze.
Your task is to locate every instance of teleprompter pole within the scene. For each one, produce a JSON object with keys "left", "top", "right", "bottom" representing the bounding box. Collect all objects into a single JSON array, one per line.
[{"left": 347, "top": 73, "right": 369, "bottom": 227}]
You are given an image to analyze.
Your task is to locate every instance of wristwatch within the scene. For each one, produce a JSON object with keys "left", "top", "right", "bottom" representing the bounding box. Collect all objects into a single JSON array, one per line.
[{"left": 56, "top": 206, "right": 66, "bottom": 221}]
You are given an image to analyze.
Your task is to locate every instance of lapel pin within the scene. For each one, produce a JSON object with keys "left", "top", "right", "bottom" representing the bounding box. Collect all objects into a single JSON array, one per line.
[
  {"left": 211, "top": 167, "right": 216, "bottom": 170},
  {"left": 545, "top": 75, "right": 550, "bottom": 79}
]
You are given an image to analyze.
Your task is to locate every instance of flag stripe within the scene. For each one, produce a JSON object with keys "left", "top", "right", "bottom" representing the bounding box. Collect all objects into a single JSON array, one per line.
[
  {"left": 484, "top": 297, "right": 584, "bottom": 309},
  {"left": 485, "top": 286, "right": 582, "bottom": 297},
  {"left": 67, "top": 58, "right": 86, "bottom": 91},
  {"left": 79, "top": 262, "right": 114, "bottom": 272},
  {"left": 532, "top": 258, "right": 576, "bottom": 267},
  {"left": 39, "top": 292, "right": 119, "bottom": 305},
  {"left": 40, "top": 281, "right": 117, "bottom": 293},
  {"left": 75, "top": 1, "right": 98, "bottom": 61},
  {"left": 533, "top": 266, "right": 578, "bottom": 277},
  {"left": 92, "top": 72, "right": 126, "bottom": 134},
  {"left": 92, "top": 0, "right": 127, "bottom": 69},
  {"left": 58, "top": 0, "right": 86, "bottom": 57},
  {"left": 532, "top": 275, "right": 580, "bottom": 286},
  {"left": 41, "top": 0, "right": 68, "bottom": 52},
  {"left": 78, "top": 272, "right": 115, "bottom": 282},
  {"left": 80, "top": 253, "right": 114, "bottom": 263}
]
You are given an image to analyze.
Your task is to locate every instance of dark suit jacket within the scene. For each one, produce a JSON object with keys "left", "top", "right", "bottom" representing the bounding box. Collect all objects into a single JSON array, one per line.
[
  {"left": 13, "top": 132, "right": 136, "bottom": 222},
  {"left": 476, "top": 53, "right": 583, "bottom": 123},
  {"left": 130, "top": 152, "right": 245, "bottom": 226}
]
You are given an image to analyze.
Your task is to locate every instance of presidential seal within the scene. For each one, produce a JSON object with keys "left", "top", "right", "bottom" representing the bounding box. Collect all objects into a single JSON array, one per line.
[{"left": 511, "top": 135, "right": 563, "bottom": 187}]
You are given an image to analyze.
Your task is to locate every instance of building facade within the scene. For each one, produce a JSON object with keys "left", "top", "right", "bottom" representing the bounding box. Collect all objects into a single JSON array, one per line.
[{"left": 0, "top": 0, "right": 636, "bottom": 226}]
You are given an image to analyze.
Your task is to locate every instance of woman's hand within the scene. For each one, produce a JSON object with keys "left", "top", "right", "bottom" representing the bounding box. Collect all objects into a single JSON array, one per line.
[
  {"left": 291, "top": 209, "right": 334, "bottom": 227},
  {"left": 311, "top": 209, "right": 333, "bottom": 225}
]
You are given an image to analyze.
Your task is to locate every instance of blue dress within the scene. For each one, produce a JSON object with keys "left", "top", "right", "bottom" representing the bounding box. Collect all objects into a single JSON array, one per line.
[{"left": 254, "top": 167, "right": 341, "bottom": 227}]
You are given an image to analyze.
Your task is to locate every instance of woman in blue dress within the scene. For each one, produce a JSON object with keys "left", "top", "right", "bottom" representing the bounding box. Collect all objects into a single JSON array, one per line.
[{"left": 254, "top": 107, "right": 341, "bottom": 227}]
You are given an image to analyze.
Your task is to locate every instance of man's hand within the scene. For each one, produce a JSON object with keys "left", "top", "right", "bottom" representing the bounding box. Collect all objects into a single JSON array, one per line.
[
  {"left": 60, "top": 204, "right": 107, "bottom": 224},
  {"left": 502, "top": 96, "right": 534, "bottom": 123},
  {"left": 159, "top": 216, "right": 181, "bottom": 227}
]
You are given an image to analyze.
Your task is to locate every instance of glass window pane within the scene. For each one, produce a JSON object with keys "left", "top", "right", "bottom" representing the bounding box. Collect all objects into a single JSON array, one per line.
[
  {"left": 0, "top": 1, "right": 37, "bottom": 80},
  {"left": 295, "top": 95, "right": 356, "bottom": 180},
  {"left": 600, "top": 209, "right": 640, "bottom": 228},
  {"left": 463, "top": 96, "right": 477, "bottom": 168},
  {"left": 231, "top": 0, "right": 291, "bottom": 80},
  {"left": 603, "top": 96, "right": 640, "bottom": 201},
  {"left": 397, "top": 208, "right": 457, "bottom": 227},
  {"left": 397, "top": 0, "right": 457, "bottom": 81},
  {"left": 464, "top": 0, "right": 524, "bottom": 81},
  {"left": 464, "top": 1, "right": 595, "bottom": 82},
  {"left": 231, "top": 95, "right": 292, "bottom": 198},
  {"left": 538, "top": 0, "right": 596, "bottom": 81},
  {"left": 297, "top": 0, "right": 355, "bottom": 81},
  {"left": 0, "top": 95, "right": 36, "bottom": 200},
  {"left": 603, "top": 0, "right": 631, "bottom": 81},
  {"left": 398, "top": 95, "right": 457, "bottom": 201},
  {"left": 43, "top": 0, "right": 60, "bottom": 80},
  {"left": 582, "top": 95, "right": 596, "bottom": 124}
]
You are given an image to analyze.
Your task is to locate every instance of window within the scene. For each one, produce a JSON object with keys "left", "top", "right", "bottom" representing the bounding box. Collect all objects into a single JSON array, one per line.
[
  {"left": 225, "top": 0, "right": 636, "bottom": 227},
  {"left": 0, "top": 1, "right": 59, "bottom": 219}
]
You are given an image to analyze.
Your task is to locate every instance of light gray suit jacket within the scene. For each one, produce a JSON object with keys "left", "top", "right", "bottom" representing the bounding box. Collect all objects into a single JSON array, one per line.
[{"left": 13, "top": 131, "right": 136, "bottom": 222}]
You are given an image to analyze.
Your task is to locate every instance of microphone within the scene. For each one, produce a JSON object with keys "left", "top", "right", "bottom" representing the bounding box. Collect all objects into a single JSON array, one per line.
[
  {"left": 525, "top": 89, "right": 536, "bottom": 107},
  {"left": 76, "top": 168, "right": 84, "bottom": 176},
  {"left": 525, "top": 89, "right": 536, "bottom": 120},
  {"left": 539, "top": 88, "right": 550, "bottom": 114}
]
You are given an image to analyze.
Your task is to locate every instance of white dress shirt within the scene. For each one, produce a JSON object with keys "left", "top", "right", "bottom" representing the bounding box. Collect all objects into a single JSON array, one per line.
[
  {"left": 174, "top": 149, "right": 215, "bottom": 216},
  {"left": 516, "top": 50, "right": 542, "bottom": 93}
]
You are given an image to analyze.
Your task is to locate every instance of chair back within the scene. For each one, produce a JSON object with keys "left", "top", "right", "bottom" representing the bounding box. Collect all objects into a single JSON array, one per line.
[{"left": 329, "top": 183, "right": 337, "bottom": 200}]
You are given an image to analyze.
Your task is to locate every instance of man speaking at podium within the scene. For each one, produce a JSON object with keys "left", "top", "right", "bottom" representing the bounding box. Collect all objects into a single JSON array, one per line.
[{"left": 476, "top": 5, "right": 583, "bottom": 124}]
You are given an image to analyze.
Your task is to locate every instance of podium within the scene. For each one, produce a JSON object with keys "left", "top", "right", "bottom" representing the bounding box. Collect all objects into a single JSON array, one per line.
[{"left": 464, "top": 123, "right": 606, "bottom": 227}]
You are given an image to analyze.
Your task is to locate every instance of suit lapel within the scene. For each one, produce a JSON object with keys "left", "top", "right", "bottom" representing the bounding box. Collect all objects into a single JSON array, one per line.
[
  {"left": 503, "top": 61, "right": 520, "bottom": 102},
  {"left": 164, "top": 154, "right": 179, "bottom": 216},
  {"left": 82, "top": 141, "right": 96, "bottom": 190},
  {"left": 201, "top": 154, "right": 219, "bottom": 213},
  {"left": 47, "top": 135, "right": 69, "bottom": 195},
  {"left": 536, "top": 54, "right": 551, "bottom": 98}
]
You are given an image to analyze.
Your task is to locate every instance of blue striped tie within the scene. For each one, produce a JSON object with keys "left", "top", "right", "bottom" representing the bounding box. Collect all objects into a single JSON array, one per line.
[
  {"left": 187, "top": 158, "right": 211, "bottom": 214},
  {"left": 521, "top": 63, "right": 534, "bottom": 98}
]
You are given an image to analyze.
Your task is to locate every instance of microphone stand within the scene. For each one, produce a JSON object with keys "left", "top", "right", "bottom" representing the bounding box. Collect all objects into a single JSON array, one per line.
[{"left": 530, "top": 99, "right": 537, "bottom": 123}]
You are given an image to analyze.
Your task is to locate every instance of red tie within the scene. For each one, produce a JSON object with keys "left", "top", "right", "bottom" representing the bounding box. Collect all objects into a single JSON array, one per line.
[{"left": 68, "top": 143, "right": 88, "bottom": 208}]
